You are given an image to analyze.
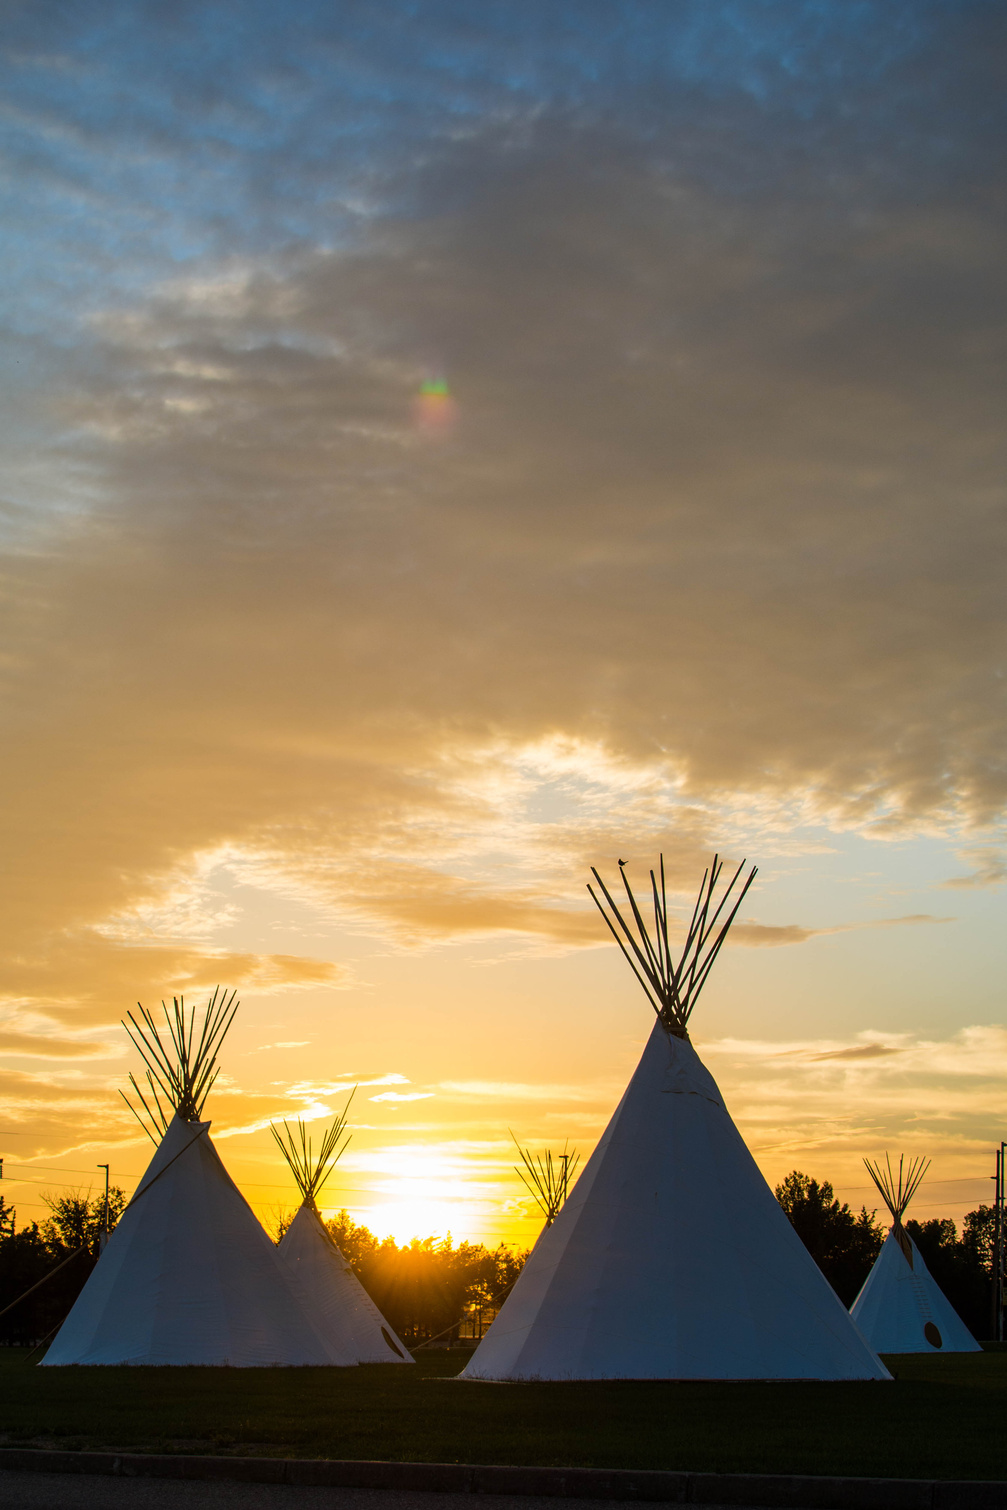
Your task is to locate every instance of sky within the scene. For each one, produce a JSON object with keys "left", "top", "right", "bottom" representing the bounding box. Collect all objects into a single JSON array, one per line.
[{"left": 0, "top": 0, "right": 1004, "bottom": 1247}]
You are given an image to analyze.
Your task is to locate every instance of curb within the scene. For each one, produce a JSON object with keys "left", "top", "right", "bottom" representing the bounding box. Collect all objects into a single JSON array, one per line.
[{"left": 0, "top": 1449, "right": 1004, "bottom": 1509}]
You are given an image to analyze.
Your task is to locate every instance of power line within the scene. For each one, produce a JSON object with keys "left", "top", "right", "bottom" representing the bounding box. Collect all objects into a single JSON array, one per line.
[
  {"left": 0, "top": 1170, "right": 535, "bottom": 1210},
  {"left": 1, "top": 1160, "right": 143, "bottom": 1178},
  {"left": 4, "top": 1160, "right": 993, "bottom": 1201},
  {"left": 0, "top": 1172, "right": 422, "bottom": 1198},
  {"left": 843, "top": 1178, "right": 993, "bottom": 1192}
]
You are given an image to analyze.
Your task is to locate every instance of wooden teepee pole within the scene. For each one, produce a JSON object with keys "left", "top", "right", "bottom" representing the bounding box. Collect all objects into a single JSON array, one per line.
[
  {"left": 120, "top": 988, "right": 239, "bottom": 1141},
  {"left": 588, "top": 854, "right": 757, "bottom": 1036}
]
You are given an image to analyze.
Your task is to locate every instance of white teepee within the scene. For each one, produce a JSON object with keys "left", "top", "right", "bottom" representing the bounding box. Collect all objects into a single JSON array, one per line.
[
  {"left": 851, "top": 1155, "right": 980, "bottom": 1354},
  {"left": 44, "top": 991, "right": 353, "bottom": 1367},
  {"left": 273, "top": 1113, "right": 412, "bottom": 1364},
  {"left": 461, "top": 857, "right": 890, "bottom": 1382}
]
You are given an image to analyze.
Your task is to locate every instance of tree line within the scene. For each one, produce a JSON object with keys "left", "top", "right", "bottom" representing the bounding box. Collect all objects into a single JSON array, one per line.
[
  {"left": 0, "top": 1169, "right": 998, "bottom": 1348},
  {"left": 0, "top": 1188, "right": 525, "bottom": 1348}
]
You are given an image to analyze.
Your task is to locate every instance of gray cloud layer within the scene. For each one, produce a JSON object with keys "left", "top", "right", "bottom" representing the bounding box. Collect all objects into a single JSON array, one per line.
[{"left": 0, "top": 2, "right": 1004, "bottom": 1028}]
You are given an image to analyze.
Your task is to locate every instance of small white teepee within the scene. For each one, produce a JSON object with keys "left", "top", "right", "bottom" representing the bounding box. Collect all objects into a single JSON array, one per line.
[
  {"left": 44, "top": 991, "right": 352, "bottom": 1367},
  {"left": 273, "top": 1113, "right": 412, "bottom": 1364},
  {"left": 461, "top": 857, "right": 890, "bottom": 1382},
  {"left": 851, "top": 1155, "right": 980, "bottom": 1355}
]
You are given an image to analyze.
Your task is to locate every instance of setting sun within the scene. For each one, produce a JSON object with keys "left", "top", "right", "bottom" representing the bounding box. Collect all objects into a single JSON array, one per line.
[{"left": 332, "top": 1144, "right": 512, "bottom": 1247}]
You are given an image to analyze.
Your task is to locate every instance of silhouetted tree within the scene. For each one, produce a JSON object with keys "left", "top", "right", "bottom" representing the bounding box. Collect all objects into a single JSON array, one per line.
[
  {"left": 963, "top": 1204, "right": 996, "bottom": 1273},
  {"left": 41, "top": 1187, "right": 127, "bottom": 1255},
  {"left": 327, "top": 1209, "right": 383, "bottom": 1270},
  {"left": 0, "top": 1223, "right": 55, "bottom": 1346},
  {"left": 0, "top": 1186, "right": 126, "bottom": 1346},
  {"left": 775, "top": 1170, "right": 885, "bottom": 1305}
]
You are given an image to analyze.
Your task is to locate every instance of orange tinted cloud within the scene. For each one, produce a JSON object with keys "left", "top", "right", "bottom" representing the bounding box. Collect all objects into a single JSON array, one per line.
[{"left": 1, "top": 68, "right": 1004, "bottom": 1215}]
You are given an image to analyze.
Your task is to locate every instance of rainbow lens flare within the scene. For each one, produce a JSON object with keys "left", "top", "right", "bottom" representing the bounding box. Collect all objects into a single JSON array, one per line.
[{"left": 413, "top": 375, "right": 458, "bottom": 436}]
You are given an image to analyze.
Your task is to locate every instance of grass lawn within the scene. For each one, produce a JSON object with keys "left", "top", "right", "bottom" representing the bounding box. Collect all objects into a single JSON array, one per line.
[{"left": 0, "top": 1348, "right": 1004, "bottom": 1482}]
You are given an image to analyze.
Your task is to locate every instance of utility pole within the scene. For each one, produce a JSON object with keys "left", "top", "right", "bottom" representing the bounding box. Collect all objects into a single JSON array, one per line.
[
  {"left": 97, "top": 1164, "right": 110, "bottom": 1253},
  {"left": 992, "top": 1146, "right": 1006, "bottom": 1342},
  {"left": 992, "top": 1155, "right": 1000, "bottom": 1341},
  {"left": 999, "top": 1143, "right": 1006, "bottom": 1345}
]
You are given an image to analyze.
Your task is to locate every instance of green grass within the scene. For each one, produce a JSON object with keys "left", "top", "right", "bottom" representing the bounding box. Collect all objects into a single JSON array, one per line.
[{"left": 0, "top": 1349, "right": 1004, "bottom": 1482}]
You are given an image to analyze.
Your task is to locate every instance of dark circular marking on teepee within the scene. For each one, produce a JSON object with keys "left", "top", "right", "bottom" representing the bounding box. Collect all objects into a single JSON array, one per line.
[
  {"left": 381, "top": 1325, "right": 406, "bottom": 1358},
  {"left": 924, "top": 1321, "right": 943, "bottom": 1348}
]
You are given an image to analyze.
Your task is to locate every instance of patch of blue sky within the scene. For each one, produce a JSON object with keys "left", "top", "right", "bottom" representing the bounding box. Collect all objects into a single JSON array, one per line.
[
  {"left": 748, "top": 825, "right": 1004, "bottom": 923},
  {"left": 2, "top": 4, "right": 992, "bottom": 267},
  {"left": 0, "top": 3, "right": 974, "bottom": 193}
]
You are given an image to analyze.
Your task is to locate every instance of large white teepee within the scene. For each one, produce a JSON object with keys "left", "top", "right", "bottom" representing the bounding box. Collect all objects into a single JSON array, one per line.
[
  {"left": 461, "top": 857, "right": 890, "bottom": 1382},
  {"left": 851, "top": 1155, "right": 980, "bottom": 1355},
  {"left": 273, "top": 1114, "right": 412, "bottom": 1364},
  {"left": 44, "top": 992, "right": 352, "bottom": 1367}
]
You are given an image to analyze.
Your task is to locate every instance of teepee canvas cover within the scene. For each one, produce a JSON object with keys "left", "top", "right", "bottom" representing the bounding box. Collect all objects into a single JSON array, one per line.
[
  {"left": 851, "top": 1156, "right": 980, "bottom": 1354},
  {"left": 44, "top": 992, "right": 352, "bottom": 1367},
  {"left": 273, "top": 1115, "right": 412, "bottom": 1364},
  {"left": 461, "top": 858, "right": 890, "bottom": 1382}
]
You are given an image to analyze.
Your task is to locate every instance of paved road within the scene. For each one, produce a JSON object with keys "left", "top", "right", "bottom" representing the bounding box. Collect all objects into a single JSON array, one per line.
[{"left": 0, "top": 1474, "right": 776, "bottom": 1510}]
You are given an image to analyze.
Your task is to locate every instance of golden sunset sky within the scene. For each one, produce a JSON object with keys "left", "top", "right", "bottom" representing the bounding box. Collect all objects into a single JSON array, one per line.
[{"left": 1, "top": 2, "right": 1004, "bottom": 1247}]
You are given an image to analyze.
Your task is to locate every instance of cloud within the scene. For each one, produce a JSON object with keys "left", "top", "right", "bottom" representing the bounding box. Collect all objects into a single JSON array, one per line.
[
  {"left": 3, "top": 140, "right": 1000, "bottom": 995},
  {"left": 943, "top": 847, "right": 1007, "bottom": 889},
  {"left": 730, "top": 923, "right": 824, "bottom": 948},
  {"left": 872, "top": 915, "right": 956, "bottom": 928},
  {"left": 0, "top": 1031, "right": 115, "bottom": 1060},
  {"left": 285, "top": 1075, "right": 409, "bottom": 1093},
  {"left": 808, "top": 1044, "right": 902, "bottom": 1062},
  {"left": 369, "top": 1091, "right": 435, "bottom": 1103},
  {"left": 700, "top": 1025, "right": 1007, "bottom": 1189},
  {"left": 439, "top": 1081, "right": 603, "bottom": 1103},
  {"left": 298, "top": 866, "right": 604, "bottom": 948},
  {"left": 0, "top": 2, "right": 1005, "bottom": 1174},
  {"left": 731, "top": 914, "right": 954, "bottom": 947},
  {"left": 0, "top": 941, "right": 349, "bottom": 1030},
  {"left": 170, "top": 1074, "right": 384, "bottom": 1141}
]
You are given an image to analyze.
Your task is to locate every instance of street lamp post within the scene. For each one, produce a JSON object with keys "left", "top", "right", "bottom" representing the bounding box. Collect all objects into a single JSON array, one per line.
[{"left": 97, "top": 1164, "right": 110, "bottom": 1253}]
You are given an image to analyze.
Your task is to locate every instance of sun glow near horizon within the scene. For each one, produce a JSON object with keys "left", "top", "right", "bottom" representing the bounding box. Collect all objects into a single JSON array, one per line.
[{"left": 327, "top": 1142, "right": 538, "bottom": 1248}]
